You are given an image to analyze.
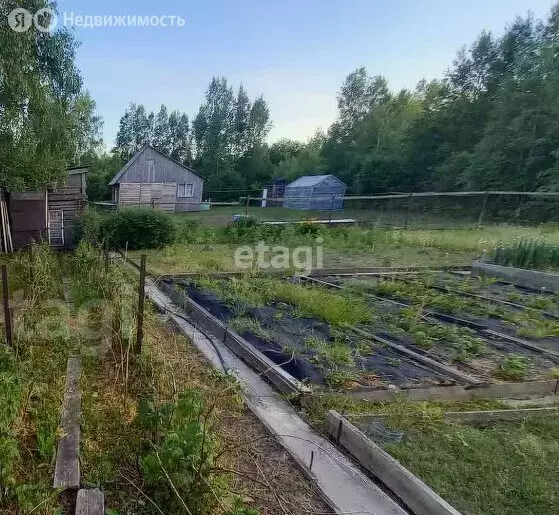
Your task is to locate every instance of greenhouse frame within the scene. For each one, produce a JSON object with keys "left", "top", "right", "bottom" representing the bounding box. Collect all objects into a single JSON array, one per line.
[{"left": 283, "top": 174, "right": 346, "bottom": 210}]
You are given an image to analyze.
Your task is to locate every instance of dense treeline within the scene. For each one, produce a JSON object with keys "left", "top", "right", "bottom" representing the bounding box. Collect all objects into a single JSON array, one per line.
[
  {"left": 309, "top": 3, "right": 559, "bottom": 194},
  {"left": 98, "top": 4, "right": 559, "bottom": 201},
  {"left": 109, "top": 79, "right": 271, "bottom": 199},
  {"left": 2, "top": 2, "right": 558, "bottom": 201}
]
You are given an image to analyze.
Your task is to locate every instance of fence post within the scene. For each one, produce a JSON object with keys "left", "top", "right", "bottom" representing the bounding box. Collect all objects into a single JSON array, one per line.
[
  {"left": 28, "top": 239, "right": 35, "bottom": 283},
  {"left": 261, "top": 188, "right": 268, "bottom": 208},
  {"left": 329, "top": 195, "right": 336, "bottom": 225},
  {"left": 2, "top": 265, "right": 12, "bottom": 347},
  {"left": 245, "top": 196, "right": 250, "bottom": 218},
  {"left": 478, "top": 191, "right": 489, "bottom": 227},
  {"left": 135, "top": 254, "right": 147, "bottom": 354},
  {"left": 151, "top": 199, "right": 155, "bottom": 210},
  {"left": 104, "top": 238, "right": 110, "bottom": 273},
  {"left": 404, "top": 193, "right": 414, "bottom": 230}
]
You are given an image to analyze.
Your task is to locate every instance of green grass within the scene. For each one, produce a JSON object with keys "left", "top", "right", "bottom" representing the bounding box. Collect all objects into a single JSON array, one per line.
[
  {"left": 493, "top": 355, "right": 529, "bottom": 381},
  {"left": 120, "top": 207, "right": 559, "bottom": 275},
  {"left": 382, "top": 416, "right": 559, "bottom": 515},
  {"left": 229, "top": 316, "right": 273, "bottom": 340},
  {"left": 396, "top": 225, "right": 559, "bottom": 252},
  {"left": 493, "top": 237, "right": 559, "bottom": 270},
  {"left": 268, "top": 280, "right": 372, "bottom": 326},
  {"left": 195, "top": 276, "right": 373, "bottom": 327}
]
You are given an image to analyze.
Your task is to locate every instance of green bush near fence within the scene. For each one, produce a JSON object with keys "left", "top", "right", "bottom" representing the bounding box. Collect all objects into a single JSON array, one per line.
[
  {"left": 102, "top": 208, "right": 176, "bottom": 250},
  {"left": 492, "top": 237, "right": 559, "bottom": 270}
]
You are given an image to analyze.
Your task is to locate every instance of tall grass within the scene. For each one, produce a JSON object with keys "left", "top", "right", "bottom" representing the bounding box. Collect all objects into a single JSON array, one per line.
[
  {"left": 268, "top": 281, "right": 372, "bottom": 326},
  {"left": 397, "top": 225, "right": 559, "bottom": 252},
  {"left": 492, "top": 237, "right": 559, "bottom": 270}
]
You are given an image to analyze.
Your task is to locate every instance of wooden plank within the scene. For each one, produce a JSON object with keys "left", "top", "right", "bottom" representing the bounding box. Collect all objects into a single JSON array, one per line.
[
  {"left": 472, "top": 261, "right": 559, "bottom": 293},
  {"left": 76, "top": 488, "right": 104, "bottom": 515},
  {"left": 327, "top": 411, "right": 462, "bottom": 515},
  {"left": 53, "top": 356, "right": 81, "bottom": 489},
  {"left": 344, "top": 379, "right": 559, "bottom": 402}
]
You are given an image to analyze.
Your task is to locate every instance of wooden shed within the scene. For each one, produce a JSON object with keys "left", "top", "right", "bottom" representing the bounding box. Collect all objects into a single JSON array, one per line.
[
  {"left": 109, "top": 145, "right": 204, "bottom": 212},
  {"left": 8, "top": 166, "right": 88, "bottom": 250}
]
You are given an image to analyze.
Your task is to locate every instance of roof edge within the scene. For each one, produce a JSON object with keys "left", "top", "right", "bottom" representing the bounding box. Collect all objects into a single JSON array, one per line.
[{"left": 109, "top": 145, "right": 205, "bottom": 186}]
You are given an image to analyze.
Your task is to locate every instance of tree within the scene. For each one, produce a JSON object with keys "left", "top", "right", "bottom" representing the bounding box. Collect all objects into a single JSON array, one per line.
[
  {"left": 192, "top": 77, "right": 272, "bottom": 196},
  {"left": 0, "top": 0, "right": 102, "bottom": 190},
  {"left": 269, "top": 139, "right": 302, "bottom": 167},
  {"left": 153, "top": 105, "right": 171, "bottom": 155}
]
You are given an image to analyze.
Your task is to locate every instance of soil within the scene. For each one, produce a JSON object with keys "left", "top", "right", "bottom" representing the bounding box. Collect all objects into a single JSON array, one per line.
[
  {"left": 178, "top": 280, "right": 453, "bottom": 388},
  {"left": 329, "top": 274, "right": 559, "bottom": 375}
]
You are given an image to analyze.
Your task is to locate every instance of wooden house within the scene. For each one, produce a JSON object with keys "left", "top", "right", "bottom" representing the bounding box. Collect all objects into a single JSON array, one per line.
[
  {"left": 108, "top": 145, "right": 204, "bottom": 212},
  {"left": 7, "top": 166, "right": 88, "bottom": 250}
]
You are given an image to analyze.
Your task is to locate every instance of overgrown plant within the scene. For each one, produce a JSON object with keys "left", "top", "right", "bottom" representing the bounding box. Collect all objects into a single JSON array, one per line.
[
  {"left": 494, "top": 355, "right": 529, "bottom": 381},
  {"left": 492, "top": 237, "right": 559, "bottom": 270},
  {"left": 137, "top": 388, "right": 259, "bottom": 514},
  {"left": 0, "top": 345, "right": 22, "bottom": 503}
]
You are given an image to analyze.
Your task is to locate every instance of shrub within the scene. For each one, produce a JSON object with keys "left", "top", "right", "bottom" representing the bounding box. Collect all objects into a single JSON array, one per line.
[
  {"left": 494, "top": 355, "right": 528, "bottom": 381},
  {"left": 74, "top": 209, "right": 103, "bottom": 244},
  {"left": 295, "top": 221, "right": 321, "bottom": 236},
  {"left": 138, "top": 389, "right": 259, "bottom": 514},
  {"left": 102, "top": 208, "right": 176, "bottom": 250}
]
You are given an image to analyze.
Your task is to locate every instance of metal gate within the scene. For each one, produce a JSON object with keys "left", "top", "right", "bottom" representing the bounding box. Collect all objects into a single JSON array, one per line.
[{"left": 48, "top": 210, "right": 64, "bottom": 246}]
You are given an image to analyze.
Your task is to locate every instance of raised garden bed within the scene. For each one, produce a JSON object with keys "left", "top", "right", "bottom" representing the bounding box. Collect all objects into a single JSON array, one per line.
[
  {"left": 165, "top": 277, "right": 452, "bottom": 389},
  {"left": 161, "top": 274, "right": 559, "bottom": 395},
  {"left": 335, "top": 408, "right": 559, "bottom": 515},
  {"left": 316, "top": 274, "right": 559, "bottom": 377}
]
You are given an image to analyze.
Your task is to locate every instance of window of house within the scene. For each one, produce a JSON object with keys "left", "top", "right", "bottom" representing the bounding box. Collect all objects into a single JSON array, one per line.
[
  {"left": 147, "top": 159, "right": 155, "bottom": 181},
  {"left": 178, "top": 183, "right": 194, "bottom": 197}
]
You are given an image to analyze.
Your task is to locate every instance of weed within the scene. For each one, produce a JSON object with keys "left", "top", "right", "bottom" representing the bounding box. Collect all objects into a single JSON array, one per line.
[
  {"left": 324, "top": 370, "right": 358, "bottom": 388},
  {"left": 385, "top": 357, "right": 402, "bottom": 366},
  {"left": 507, "top": 291, "right": 522, "bottom": 303},
  {"left": 411, "top": 330, "right": 436, "bottom": 350},
  {"left": 513, "top": 313, "right": 559, "bottom": 339},
  {"left": 492, "top": 237, "right": 559, "bottom": 270},
  {"left": 525, "top": 296, "right": 553, "bottom": 310},
  {"left": 316, "top": 340, "right": 355, "bottom": 367},
  {"left": 303, "top": 335, "right": 324, "bottom": 349},
  {"left": 266, "top": 280, "right": 372, "bottom": 326},
  {"left": 494, "top": 355, "right": 529, "bottom": 381},
  {"left": 229, "top": 316, "right": 272, "bottom": 340},
  {"left": 382, "top": 394, "right": 444, "bottom": 431}
]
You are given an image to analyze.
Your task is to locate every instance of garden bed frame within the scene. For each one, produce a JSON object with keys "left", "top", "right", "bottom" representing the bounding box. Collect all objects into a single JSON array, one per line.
[
  {"left": 120, "top": 253, "right": 559, "bottom": 404},
  {"left": 472, "top": 260, "right": 559, "bottom": 292},
  {"left": 302, "top": 274, "right": 559, "bottom": 361},
  {"left": 158, "top": 280, "right": 308, "bottom": 395},
  {"left": 326, "top": 410, "right": 461, "bottom": 515}
]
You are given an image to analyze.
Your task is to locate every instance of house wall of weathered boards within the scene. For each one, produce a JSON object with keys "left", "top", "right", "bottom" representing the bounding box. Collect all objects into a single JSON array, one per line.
[
  {"left": 110, "top": 146, "right": 204, "bottom": 212},
  {"left": 8, "top": 169, "right": 88, "bottom": 250}
]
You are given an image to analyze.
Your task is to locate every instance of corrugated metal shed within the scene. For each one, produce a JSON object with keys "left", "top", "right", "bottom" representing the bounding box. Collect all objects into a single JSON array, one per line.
[{"left": 283, "top": 174, "right": 346, "bottom": 210}]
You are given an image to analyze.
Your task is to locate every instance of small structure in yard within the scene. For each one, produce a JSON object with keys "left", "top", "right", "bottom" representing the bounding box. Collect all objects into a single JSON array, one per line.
[
  {"left": 265, "top": 177, "right": 288, "bottom": 207},
  {"left": 109, "top": 145, "right": 204, "bottom": 212},
  {"left": 8, "top": 166, "right": 88, "bottom": 250},
  {"left": 283, "top": 174, "right": 346, "bottom": 210}
]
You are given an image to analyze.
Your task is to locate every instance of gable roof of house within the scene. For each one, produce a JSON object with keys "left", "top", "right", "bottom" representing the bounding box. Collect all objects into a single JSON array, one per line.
[
  {"left": 108, "top": 145, "right": 204, "bottom": 186},
  {"left": 286, "top": 174, "right": 345, "bottom": 189}
]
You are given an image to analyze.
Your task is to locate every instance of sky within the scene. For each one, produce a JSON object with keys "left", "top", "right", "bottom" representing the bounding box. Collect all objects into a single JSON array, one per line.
[{"left": 56, "top": 0, "right": 557, "bottom": 148}]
